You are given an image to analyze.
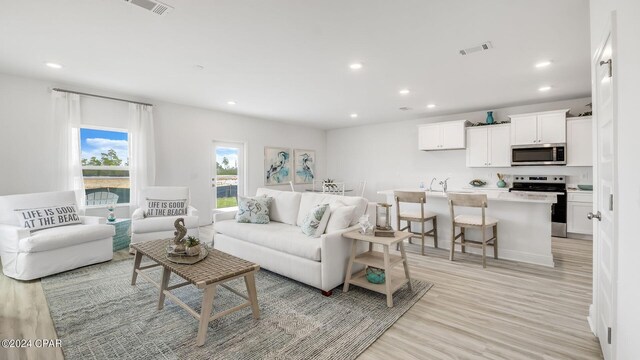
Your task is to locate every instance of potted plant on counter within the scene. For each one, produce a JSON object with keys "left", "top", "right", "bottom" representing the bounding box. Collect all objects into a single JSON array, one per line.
[{"left": 497, "top": 173, "right": 507, "bottom": 188}]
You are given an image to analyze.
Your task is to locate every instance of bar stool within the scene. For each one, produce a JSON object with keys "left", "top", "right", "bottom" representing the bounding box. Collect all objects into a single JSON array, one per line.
[
  {"left": 447, "top": 193, "right": 498, "bottom": 268},
  {"left": 394, "top": 191, "right": 438, "bottom": 256}
]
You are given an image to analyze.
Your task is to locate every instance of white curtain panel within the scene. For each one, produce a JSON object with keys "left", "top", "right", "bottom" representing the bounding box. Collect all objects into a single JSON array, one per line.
[
  {"left": 128, "top": 103, "right": 156, "bottom": 209},
  {"left": 51, "top": 91, "right": 85, "bottom": 207}
]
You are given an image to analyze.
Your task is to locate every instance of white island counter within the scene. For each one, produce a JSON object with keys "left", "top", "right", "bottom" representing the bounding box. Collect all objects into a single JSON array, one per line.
[{"left": 378, "top": 189, "right": 558, "bottom": 267}]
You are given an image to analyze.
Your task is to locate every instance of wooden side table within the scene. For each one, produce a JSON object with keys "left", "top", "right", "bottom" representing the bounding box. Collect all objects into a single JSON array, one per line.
[
  {"left": 342, "top": 230, "right": 413, "bottom": 307},
  {"left": 107, "top": 218, "right": 131, "bottom": 251}
]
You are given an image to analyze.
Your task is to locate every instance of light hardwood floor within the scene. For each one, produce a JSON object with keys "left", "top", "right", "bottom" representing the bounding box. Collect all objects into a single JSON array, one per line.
[{"left": 0, "top": 227, "right": 602, "bottom": 360}]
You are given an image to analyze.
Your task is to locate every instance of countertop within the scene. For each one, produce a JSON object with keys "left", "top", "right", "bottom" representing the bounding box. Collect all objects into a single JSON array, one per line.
[{"left": 378, "top": 188, "right": 558, "bottom": 204}]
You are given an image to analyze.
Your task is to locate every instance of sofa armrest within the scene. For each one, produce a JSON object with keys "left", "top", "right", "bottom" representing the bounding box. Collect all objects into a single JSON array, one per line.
[
  {"left": 214, "top": 210, "right": 237, "bottom": 223},
  {"left": 320, "top": 225, "right": 367, "bottom": 291},
  {"left": 188, "top": 206, "right": 199, "bottom": 217},
  {"left": 0, "top": 224, "right": 30, "bottom": 253},
  {"left": 80, "top": 216, "right": 106, "bottom": 225},
  {"left": 131, "top": 208, "right": 145, "bottom": 221}
]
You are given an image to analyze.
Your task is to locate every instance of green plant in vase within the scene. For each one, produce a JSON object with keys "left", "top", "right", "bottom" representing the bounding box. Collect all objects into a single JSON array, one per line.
[
  {"left": 184, "top": 236, "right": 201, "bottom": 256},
  {"left": 497, "top": 173, "right": 507, "bottom": 188}
]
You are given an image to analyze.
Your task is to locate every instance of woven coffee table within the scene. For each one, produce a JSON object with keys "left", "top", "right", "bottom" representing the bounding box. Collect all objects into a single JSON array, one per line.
[{"left": 131, "top": 239, "right": 260, "bottom": 346}]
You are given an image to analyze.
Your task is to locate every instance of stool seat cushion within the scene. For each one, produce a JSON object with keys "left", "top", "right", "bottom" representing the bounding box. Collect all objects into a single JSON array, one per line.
[
  {"left": 454, "top": 215, "right": 498, "bottom": 226},
  {"left": 399, "top": 211, "right": 438, "bottom": 220}
]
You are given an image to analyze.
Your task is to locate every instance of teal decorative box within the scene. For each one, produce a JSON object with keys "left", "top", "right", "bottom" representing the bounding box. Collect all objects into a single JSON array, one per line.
[{"left": 107, "top": 218, "right": 131, "bottom": 251}]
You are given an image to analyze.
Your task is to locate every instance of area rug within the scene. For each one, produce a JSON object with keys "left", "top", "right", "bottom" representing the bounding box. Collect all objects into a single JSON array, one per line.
[{"left": 41, "top": 259, "right": 432, "bottom": 360}]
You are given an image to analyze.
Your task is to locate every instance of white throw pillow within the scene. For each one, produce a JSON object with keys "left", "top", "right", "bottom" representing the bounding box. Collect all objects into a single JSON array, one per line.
[
  {"left": 15, "top": 204, "right": 81, "bottom": 231},
  {"left": 325, "top": 205, "right": 356, "bottom": 233},
  {"left": 301, "top": 204, "right": 331, "bottom": 237},
  {"left": 145, "top": 199, "right": 188, "bottom": 217}
]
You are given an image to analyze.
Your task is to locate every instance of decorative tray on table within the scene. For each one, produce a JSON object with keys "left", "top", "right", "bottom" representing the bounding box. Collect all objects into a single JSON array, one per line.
[{"left": 165, "top": 245, "right": 209, "bottom": 265}]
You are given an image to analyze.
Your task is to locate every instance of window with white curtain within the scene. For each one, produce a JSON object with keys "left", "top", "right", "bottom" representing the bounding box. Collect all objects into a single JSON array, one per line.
[{"left": 79, "top": 127, "right": 130, "bottom": 206}]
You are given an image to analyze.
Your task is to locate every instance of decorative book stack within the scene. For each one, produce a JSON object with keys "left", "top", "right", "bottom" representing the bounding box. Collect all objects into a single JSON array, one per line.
[{"left": 374, "top": 229, "right": 396, "bottom": 237}]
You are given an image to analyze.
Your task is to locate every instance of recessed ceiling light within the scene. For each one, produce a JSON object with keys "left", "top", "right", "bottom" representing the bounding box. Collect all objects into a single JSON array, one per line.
[
  {"left": 227, "top": 100, "right": 237, "bottom": 105},
  {"left": 350, "top": 113, "right": 358, "bottom": 118},
  {"left": 538, "top": 86, "right": 552, "bottom": 92},
  {"left": 195, "top": 64, "right": 205, "bottom": 70},
  {"left": 535, "top": 61, "right": 552, "bottom": 68},
  {"left": 427, "top": 104, "right": 437, "bottom": 109},
  {"left": 399, "top": 89, "right": 411, "bottom": 95},
  {"left": 349, "top": 63, "right": 363, "bottom": 70},
  {"left": 45, "top": 62, "right": 62, "bottom": 69}
]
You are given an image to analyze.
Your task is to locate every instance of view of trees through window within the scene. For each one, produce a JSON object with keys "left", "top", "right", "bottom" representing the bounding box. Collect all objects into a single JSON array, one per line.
[
  {"left": 216, "top": 147, "right": 239, "bottom": 208},
  {"left": 80, "top": 128, "right": 130, "bottom": 205}
]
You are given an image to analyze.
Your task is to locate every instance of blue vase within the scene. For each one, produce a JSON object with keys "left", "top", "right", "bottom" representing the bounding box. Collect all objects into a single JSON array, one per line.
[
  {"left": 365, "top": 267, "right": 385, "bottom": 284},
  {"left": 486, "top": 111, "right": 495, "bottom": 124},
  {"left": 497, "top": 179, "right": 507, "bottom": 188}
]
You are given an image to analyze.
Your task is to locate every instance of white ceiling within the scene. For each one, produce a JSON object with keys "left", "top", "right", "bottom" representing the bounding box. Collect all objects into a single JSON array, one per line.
[{"left": 0, "top": 0, "right": 591, "bottom": 129}]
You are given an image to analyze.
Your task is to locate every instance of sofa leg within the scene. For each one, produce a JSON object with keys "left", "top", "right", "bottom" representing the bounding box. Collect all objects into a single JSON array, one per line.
[{"left": 321, "top": 290, "right": 333, "bottom": 297}]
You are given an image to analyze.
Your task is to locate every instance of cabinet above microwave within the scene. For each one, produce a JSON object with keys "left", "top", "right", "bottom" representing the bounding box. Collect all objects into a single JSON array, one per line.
[{"left": 508, "top": 109, "right": 569, "bottom": 146}]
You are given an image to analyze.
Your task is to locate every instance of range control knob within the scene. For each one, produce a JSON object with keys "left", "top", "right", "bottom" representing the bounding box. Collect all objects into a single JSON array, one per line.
[{"left": 554, "top": 177, "right": 558, "bottom": 180}]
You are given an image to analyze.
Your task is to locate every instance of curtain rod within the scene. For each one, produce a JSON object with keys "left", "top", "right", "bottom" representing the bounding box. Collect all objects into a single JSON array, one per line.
[{"left": 52, "top": 88, "right": 153, "bottom": 107}]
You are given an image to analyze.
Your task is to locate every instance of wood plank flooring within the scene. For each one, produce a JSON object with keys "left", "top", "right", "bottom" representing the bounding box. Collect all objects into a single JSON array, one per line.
[{"left": 0, "top": 227, "right": 602, "bottom": 359}]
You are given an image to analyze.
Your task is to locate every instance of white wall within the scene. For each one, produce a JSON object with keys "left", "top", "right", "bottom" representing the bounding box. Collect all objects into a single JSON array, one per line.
[
  {"left": 0, "top": 72, "right": 326, "bottom": 224},
  {"left": 590, "top": 1, "right": 640, "bottom": 359},
  {"left": 326, "top": 97, "right": 593, "bottom": 202}
]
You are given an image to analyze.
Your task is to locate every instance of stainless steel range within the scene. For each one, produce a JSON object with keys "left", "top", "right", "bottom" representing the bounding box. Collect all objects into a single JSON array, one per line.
[{"left": 509, "top": 175, "right": 567, "bottom": 237}]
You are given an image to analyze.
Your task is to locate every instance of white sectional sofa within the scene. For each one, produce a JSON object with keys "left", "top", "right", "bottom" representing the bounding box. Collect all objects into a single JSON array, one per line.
[{"left": 214, "top": 188, "right": 373, "bottom": 294}]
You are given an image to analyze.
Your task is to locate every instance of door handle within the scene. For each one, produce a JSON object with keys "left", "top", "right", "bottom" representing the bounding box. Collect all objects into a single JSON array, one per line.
[{"left": 587, "top": 211, "right": 602, "bottom": 221}]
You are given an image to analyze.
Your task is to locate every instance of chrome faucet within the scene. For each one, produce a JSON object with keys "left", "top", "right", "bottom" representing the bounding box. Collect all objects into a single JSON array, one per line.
[
  {"left": 429, "top": 178, "right": 437, "bottom": 192},
  {"left": 439, "top": 178, "right": 450, "bottom": 193}
]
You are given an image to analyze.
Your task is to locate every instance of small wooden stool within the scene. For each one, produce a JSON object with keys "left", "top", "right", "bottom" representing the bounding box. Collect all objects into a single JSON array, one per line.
[{"left": 394, "top": 191, "right": 438, "bottom": 255}]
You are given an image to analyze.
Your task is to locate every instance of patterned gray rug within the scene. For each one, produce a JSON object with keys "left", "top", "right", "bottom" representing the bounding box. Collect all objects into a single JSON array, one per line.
[{"left": 41, "top": 258, "right": 431, "bottom": 360}]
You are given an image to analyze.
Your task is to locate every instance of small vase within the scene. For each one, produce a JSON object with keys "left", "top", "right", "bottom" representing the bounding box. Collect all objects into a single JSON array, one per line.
[
  {"left": 185, "top": 245, "right": 201, "bottom": 256},
  {"left": 486, "top": 111, "right": 495, "bottom": 124},
  {"left": 497, "top": 179, "right": 507, "bottom": 188}
]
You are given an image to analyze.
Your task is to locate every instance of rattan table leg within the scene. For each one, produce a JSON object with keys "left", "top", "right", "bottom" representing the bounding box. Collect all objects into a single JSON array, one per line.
[
  {"left": 196, "top": 285, "right": 217, "bottom": 346},
  {"left": 158, "top": 267, "right": 171, "bottom": 310},
  {"left": 131, "top": 250, "right": 143, "bottom": 285},
  {"left": 244, "top": 272, "right": 260, "bottom": 319}
]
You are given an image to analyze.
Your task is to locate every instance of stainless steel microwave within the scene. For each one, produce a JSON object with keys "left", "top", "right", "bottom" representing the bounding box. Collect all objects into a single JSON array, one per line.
[{"left": 511, "top": 144, "right": 566, "bottom": 166}]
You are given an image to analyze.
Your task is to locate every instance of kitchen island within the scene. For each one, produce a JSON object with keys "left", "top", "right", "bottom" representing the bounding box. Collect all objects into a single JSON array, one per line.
[{"left": 378, "top": 189, "right": 558, "bottom": 267}]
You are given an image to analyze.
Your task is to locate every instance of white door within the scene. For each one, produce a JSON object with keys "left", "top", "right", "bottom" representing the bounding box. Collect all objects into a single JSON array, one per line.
[
  {"left": 591, "top": 31, "right": 616, "bottom": 360},
  {"left": 213, "top": 141, "right": 245, "bottom": 212},
  {"left": 510, "top": 115, "right": 538, "bottom": 145},
  {"left": 418, "top": 124, "right": 441, "bottom": 150},
  {"left": 537, "top": 112, "right": 566, "bottom": 144},
  {"left": 441, "top": 122, "right": 464, "bottom": 149},
  {"left": 488, "top": 125, "right": 511, "bottom": 167},
  {"left": 466, "top": 127, "right": 488, "bottom": 167}
]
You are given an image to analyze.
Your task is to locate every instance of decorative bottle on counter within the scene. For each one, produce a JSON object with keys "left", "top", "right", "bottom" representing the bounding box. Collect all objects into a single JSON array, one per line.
[
  {"left": 486, "top": 111, "right": 495, "bottom": 124},
  {"left": 497, "top": 179, "right": 507, "bottom": 188}
]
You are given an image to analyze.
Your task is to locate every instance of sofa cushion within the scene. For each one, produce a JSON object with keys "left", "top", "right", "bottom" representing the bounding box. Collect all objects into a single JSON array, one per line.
[
  {"left": 297, "top": 193, "right": 367, "bottom": 227},
  {"left": 15, "top": 204, "right": 81, "bottom": 231},
  {"left": 255, "top": 188, "right": 301, "bottom": 226},
  {"left": 301, "top": 204, "right": 330, "bottom": 237},
  {"left": 236, "top": 196, "right": 272, "bottom": 224},
  {"left": 145, "top": 199, "right": 188, "bottom": 217},
  {"left": 215, "top": 220, "right": 322, "bottom": 261},
  {"left": 326, "top": 205, "right": 356, "bottom": 233},
  {"left": 0, "top": 191, "right": 77, "bottom": 227},
  {"left": 140, "top": 187, "right": 190, "bottom": 213},
  {"left": 132, "top": 215, "right": 199, "bottom": 233},
  {"left": 18, "top": 224, "right": 115, "bottom": 253}
]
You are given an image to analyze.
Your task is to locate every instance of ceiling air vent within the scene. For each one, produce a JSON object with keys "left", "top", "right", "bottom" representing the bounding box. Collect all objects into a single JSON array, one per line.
[
  {"left": 459, "top": 41, "right": 493, "bottom": 56},
  {"left": 124, "top": 0, "right": 173, "bottom": 16},
  {"left": 399, "top": 107, "right": 412, "bottom": 111}
]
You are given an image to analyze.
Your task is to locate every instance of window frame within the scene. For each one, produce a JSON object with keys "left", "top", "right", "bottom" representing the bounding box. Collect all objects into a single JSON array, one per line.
[{"left": 79, "top": 125, "right": 131, "bottom": 208}]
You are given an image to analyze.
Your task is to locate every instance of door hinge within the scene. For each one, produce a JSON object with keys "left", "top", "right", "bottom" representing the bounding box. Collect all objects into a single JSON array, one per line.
[
  {"left": 609, "top": 194, "right": 614, "bottom": 211},
  {"left": 600, "top": 59, "right": 613, "bottom": 78},
  {"left": 608, "top": 327, "right": 612, "bottom": 344}
]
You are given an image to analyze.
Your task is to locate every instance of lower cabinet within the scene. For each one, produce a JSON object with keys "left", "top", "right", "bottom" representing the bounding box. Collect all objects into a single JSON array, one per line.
[{"left": 567, "top": 192, "right": 593, "bottom": 235}]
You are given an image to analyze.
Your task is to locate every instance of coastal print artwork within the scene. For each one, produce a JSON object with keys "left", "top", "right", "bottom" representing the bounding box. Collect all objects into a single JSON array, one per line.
[
  {"left": 264, "top": 147, "right": 291, "bottom": 185},
  {"left": 294, "top": 149, "right": 315, "bottom": 184}
]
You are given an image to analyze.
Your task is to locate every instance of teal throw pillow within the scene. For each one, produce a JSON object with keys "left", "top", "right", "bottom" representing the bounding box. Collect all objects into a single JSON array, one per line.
[
  {"left": 301, "top": 203, "right": 331, "bottom": 237},
  {"left": 236, "top": 196, "right": 273, "bottom": 224}
]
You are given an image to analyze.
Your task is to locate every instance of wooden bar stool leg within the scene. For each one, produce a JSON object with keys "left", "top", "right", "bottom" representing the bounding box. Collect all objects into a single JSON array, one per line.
[
  {"left": 482, "top": 226, "right": 487, "bottom": 268},
  {"left": 461, "top": 227, "right": 466, "bottom": 253},
  {"left": 407, "top": 220, "right": 412, "bottom": 244},
  {"left": 433, "top": 217, "right": 438, "bottom": 248},
  {"left": 493, "top": 224, "right": 499, "bottom": 259},
  {"left": 449, "top": 224, "right": 456, "bottom": 261},
  {"left": 420, "top": 220, "right": 425, "bottom": 256}
]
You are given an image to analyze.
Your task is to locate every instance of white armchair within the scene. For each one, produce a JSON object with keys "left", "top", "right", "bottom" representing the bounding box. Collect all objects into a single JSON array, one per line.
[
  {"left": 0, "top": 191, "right": 114, "bottom": 280},
  {"left": 131, "top": 186, "right": 199, "bottom": 244}
]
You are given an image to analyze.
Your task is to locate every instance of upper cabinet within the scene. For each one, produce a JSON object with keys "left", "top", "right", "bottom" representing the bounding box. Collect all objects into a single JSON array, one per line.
[
  {"left": 418, "top": 120, "right": 469, "bottom": 150},
  {"left": 567, "top": 116, "right": 593, "bottom": 167},
  {"left": 509, "top": 109, "right": 569, "bottom": 145},
  {"left": 466, "top": 124, "right": 511, "bottom": 167}
]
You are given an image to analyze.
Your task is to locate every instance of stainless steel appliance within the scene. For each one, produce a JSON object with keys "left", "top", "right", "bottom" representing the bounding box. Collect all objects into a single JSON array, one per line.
[
  {"left": 511, "top": 143, "right": 566, "bottom": 166},
  {"left": 510, "top": 175, "right": 567, "bottom": 237}
]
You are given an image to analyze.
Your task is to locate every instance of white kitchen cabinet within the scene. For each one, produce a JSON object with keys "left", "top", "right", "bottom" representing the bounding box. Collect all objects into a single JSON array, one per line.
[
  {"left": 509, "top": 109, "right": 569, "bottom": 145},
  {"left": 418, "top": 120, "right": 469, "bottom": 150},
  {"left": 567, "top": 192, "right": 593, "bottom": 235},
  {"left": 567, "top": 116, "right": 593, "bottom": 167},
  {"left": 466, "top": 124, "right": 511, "bottom": 167}
]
